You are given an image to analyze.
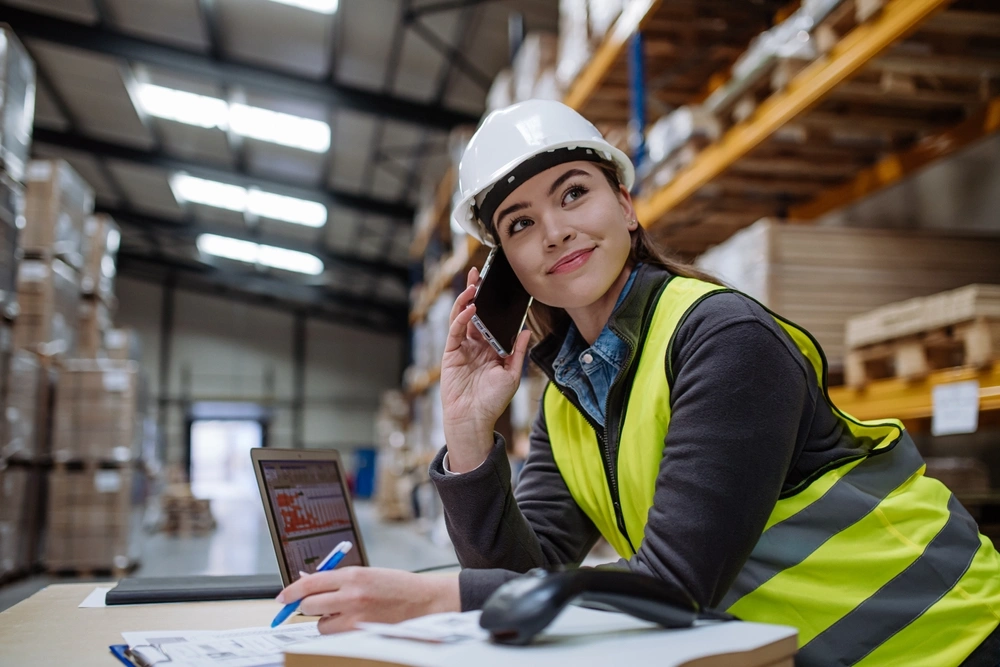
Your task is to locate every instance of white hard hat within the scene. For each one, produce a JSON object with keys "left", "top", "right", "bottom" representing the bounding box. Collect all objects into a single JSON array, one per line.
[{"left": 452, "top": 99, "right": 635, "bottom": 246}]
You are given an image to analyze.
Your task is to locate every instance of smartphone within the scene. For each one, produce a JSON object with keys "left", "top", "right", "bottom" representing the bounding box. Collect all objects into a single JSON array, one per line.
[{"left": 471, "top": 247, "right": 533, "bottom": 357}]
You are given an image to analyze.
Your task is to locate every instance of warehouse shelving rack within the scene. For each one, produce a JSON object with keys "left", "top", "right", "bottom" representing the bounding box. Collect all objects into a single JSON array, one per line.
[{"left": 406, "top": 0, "right": 1000, "bottom": 411}]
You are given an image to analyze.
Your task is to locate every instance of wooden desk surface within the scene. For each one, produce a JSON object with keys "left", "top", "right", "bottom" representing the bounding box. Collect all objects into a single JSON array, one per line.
[{"left": 0, "top": 583, "right": 312, "bottom": 666}]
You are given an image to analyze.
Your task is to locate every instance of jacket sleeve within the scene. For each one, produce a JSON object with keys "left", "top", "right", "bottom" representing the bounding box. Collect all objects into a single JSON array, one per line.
[
  {"left": 611, "top": 293, "right": 814, "bottom": 609},
  {"left": 429, "top": 405, "right": 600, "bottom": 610}
]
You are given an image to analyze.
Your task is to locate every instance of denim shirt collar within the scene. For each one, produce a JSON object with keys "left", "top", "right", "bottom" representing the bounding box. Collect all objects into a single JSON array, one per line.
[{"left": 552, "top": 266, "right": 639, "bottom": 386}]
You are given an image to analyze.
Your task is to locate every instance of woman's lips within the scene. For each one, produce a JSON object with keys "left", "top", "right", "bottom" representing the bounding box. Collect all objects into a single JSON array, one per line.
[{"left": 549, "top": 247, "right": 595, "bottom": 274}]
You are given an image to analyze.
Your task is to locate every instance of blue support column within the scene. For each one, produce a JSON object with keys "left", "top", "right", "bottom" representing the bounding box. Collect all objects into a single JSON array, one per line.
[{"left": 628, "top": 32, "right": 647, "bottom": 181}]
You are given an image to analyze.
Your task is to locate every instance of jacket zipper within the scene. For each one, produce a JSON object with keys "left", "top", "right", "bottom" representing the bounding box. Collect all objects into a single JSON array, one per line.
[{"left": 552, "top": 336, "right": 637, "bottom": 555}]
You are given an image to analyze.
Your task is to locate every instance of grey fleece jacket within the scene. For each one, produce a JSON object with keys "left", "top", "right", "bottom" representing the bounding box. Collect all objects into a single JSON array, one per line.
[{"left": 429, "top": 266, "right": 863, "bottom": 611}]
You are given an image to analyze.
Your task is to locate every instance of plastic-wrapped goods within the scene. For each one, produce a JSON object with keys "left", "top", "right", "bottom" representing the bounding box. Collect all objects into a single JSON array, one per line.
[
  {"left": 0, "top": 26, "right": 36, "bottom": 184},
  {"left": 588, "top": 0, "right": 625, "bottom": 40},
  {"left": 486, "top": 69, "right": 514, "bottom": 113},
  {"left": 45, "top": 465, "right": 141, "bottom": 572},
  {"left": 81, "top": 214, "right": 120, "bottom": 303},
  {"left": 532, "top": 68, "right": 563, "bottom": 102},
  {"left": 77, "top": 299, "right": 113, "bottom": 359},
  {"left": 13, "top": 258, "right": 80, "bottom": 356},
  {"left": 0, "top": 171, "right": 23, "bottom": 319},
  {"left": 51, "top": 359, "right": 142, "bottom": 462},
  {"left": 0, "top": 466, "right": 43, "bottom": 579},
  {"left": 22, "top": 159, "right": 95, "bottom": 266},
  {"left": 645, "top": 106, "right": 721, "bottom": 165},
  {"left": 1, "top": 351, "right": 42, "bottom": 460},
  {"left": 556, "top": 0, "right": 592, "bottom": 89},
  {"left": 104, "top": 328, "right": 141, "bottom": 362},
  {"left": 512, "top": 32, "right": 558, "bottom": 103},
  {"left": 801, "top": 0, "right": 848, "bottom": 24},
  {"left": 448, "top": 126, "right": 474, "bottom": 170}
]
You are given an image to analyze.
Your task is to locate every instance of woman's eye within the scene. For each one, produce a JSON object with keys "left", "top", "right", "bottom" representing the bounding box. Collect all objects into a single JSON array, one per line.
[
  {"left": 563, "top": 185, "right": 588, "bottom": 205},
  {"left": 509, "top": 217, "right": 532, "bottom": 235}
]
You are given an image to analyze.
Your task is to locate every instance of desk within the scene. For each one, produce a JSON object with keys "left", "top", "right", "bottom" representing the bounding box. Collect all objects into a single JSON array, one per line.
[{"left": 0, "top": 583, "right": 310, "bottom": 666}]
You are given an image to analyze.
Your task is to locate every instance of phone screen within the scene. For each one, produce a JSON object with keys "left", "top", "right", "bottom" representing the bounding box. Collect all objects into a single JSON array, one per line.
[{"left": 472, "top": 248, "right": 533, "bottom": 357}]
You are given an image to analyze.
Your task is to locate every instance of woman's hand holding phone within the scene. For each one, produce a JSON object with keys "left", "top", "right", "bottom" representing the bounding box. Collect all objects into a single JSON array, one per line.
[{"left": 441, "top": 266, "right": 531, "bottom": 473}]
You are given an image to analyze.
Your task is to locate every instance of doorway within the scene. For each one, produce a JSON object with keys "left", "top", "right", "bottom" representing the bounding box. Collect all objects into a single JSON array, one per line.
[{"left": 189, "top": 419, "right": 263, "bottom": 500}]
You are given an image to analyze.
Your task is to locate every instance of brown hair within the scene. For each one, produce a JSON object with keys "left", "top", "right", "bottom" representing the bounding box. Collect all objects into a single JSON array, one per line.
[{"left": 519, "top": 160, "right": 722, "bottom": 341}]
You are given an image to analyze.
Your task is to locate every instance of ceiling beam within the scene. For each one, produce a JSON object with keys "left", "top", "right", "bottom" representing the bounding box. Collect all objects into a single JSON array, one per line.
[
  {"left": 1, "top": 2, "right": 479, "bottom": 131},
  {"left": 117, "top": 250, "right": 407, "bottom": 333},
  {"left": 99, "top": 203, "right": 410, "bottom": 282},
  {"left": 32, "top": 127, "right": 414, "bottom": 221}
]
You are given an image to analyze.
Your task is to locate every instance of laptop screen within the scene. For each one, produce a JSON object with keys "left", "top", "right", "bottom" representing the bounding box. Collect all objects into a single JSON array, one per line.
[{"left": 258, "top": 459, "right": 365, "bottom": 581}]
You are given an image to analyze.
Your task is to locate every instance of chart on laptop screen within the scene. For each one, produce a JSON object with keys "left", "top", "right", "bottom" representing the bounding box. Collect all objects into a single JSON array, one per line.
[{"left": 260, "top": 461, "right": 363, "bottom": 577}]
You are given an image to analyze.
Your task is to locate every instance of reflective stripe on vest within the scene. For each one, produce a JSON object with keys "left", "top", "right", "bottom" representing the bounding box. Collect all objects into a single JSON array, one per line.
[{"left": 544, "top": 276, "right": 1000, "bottom": 665}]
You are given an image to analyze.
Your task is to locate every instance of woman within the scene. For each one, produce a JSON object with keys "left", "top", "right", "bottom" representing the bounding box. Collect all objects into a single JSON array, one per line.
[{"left": 278, "top": 100, "right": 1000, "bottom": 665}]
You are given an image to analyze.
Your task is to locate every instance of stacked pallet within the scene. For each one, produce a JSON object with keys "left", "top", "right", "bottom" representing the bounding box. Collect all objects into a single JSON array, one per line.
[
  {"left": 158, "top": 483, "right": 215, "bottom": 536},
  {"left": 845, "top": 284, "right": 1000, "bottom": 387},
  {"left": 695, "top": 219, "right": 1000, "bottom": 371},
  {"left": 0, "top": 24, "right": 39, "bottom": 583}
]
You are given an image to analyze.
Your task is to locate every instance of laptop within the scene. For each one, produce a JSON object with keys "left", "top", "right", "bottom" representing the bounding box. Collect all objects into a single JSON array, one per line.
[{"left": 251, "top": 448, "right": 369, "bottom": 587}]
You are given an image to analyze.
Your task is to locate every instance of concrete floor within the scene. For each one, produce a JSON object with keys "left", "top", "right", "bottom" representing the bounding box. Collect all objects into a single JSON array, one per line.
[{"left": 0, "top": 498, "right": 457, "bottom": 612}]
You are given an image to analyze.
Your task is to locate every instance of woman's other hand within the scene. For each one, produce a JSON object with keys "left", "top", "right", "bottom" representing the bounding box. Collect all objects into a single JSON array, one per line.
[
  {"left": 278, "top": 567, "right": 460, "bottom": 634},
  {"left": 440, "top": 266, "right": 531, "bottom": 472}
]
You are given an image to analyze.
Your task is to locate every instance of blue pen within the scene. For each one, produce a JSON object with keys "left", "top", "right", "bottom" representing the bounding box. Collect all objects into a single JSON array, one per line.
[{"left": 271, "top": 541, "right": 353, "bottom": 627}]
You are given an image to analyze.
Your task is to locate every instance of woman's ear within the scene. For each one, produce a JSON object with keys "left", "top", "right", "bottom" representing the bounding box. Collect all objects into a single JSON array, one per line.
[{"left": 617, "top": 183, "right": 636, "bottom": 226}]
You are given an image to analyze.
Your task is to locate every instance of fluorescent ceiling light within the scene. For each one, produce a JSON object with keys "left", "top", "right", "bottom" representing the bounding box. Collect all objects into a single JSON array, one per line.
[
  {"left": 136, "top": 85, "right": 228, "bottom": 129},
  {"left": 230, "top": 104, "right": 331, "bottom": 153},
  {"left": 268, "top": 0, "right": 339, "bottom": 14},
  {"left": 136, "top": 83, "right": 330, "bottom": 153},
  {"left": 197, "top": 234, "right": 325, "bottom": 275},
  {"left": 170, "top": 175, "right": 328, "bottom": 228}
]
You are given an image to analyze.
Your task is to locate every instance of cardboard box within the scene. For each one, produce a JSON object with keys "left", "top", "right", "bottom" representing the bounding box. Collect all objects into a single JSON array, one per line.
[
  {"left": 77, "top": 298, "right": 113, "bottom": 359},
  {"left": 695, "top": 219, "right": 1000, "bottom": 367},
  {"left": 12, "top": 257, "right": 80, "bottom": 356},
  {"left": 44, "top": 465, "right": 140, "bottom": 571},
  {"left": 51, "top": 359, "right": 141, "bottom": 462},
  {"left": 22, "top": 159, "right": 94, "bottom": 263},
  {"left": 104, "top": 328, "right": 141, "bottom": 362},
  {"left": 0, "top": 26, "right": 35, "bottom": 184},
  {"left": 0, "top": 465, "right": 43, "bottom": 578},
  {"left": 80, "top": 213, "right": 119, "bottom": 302}
]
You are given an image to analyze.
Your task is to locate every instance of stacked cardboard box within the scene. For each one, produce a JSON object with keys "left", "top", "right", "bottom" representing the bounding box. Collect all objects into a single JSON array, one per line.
[
  {"left": 80, "top": 213, "right": 119, "bottom": 303},
  {"left": 0, "top": 350, "right": 44, "bottom": 461},
  {"left": 0, "top": 464, "right": 43, "bottom": 580},
  {"left": 0, "top": 172, "right": 22, "bottom": 321},
  {"left": 0, "top": 26, "right": 35, "bottom": 184},
  {"left": 45, "top": 464, "right": 138, "bottom": 572},
  {"left": 51, "top": 359, "right": 142, "bottom": 463},
  {"left": 13, "top": 257, "right": 79, "bottom": 356},
  {"left": 695, "top": 219, "right": 1000, "bottom": 369},
  {"left": 104, "top": 328, "right": 141, "bottom": 362}
]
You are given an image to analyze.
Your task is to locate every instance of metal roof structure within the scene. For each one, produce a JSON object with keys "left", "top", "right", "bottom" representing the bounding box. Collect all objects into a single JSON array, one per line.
[{"left": 1, "top": 0, "right": 558, "bottom": 332}]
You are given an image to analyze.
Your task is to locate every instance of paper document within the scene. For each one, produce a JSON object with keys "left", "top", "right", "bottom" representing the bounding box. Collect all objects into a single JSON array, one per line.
[
  {"left": 357, "top": 611, "right": 489, "bottom": 643},
  {"left": 79, "top": 586, "right": 113, "bottom": 608},
  {"left": 121, "top": 622, "right": 320, "bottom": 667}
]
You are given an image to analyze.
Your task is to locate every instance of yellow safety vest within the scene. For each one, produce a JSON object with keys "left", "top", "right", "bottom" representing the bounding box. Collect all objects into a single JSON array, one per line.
[{"left": 544, "top": 276, "right": 1000, "bottom": 665}]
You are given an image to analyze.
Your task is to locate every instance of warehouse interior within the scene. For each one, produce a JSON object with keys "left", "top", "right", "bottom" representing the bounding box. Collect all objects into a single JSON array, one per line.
[{"left": 1, "top": 0, "right": 1000, "bottom": 660}]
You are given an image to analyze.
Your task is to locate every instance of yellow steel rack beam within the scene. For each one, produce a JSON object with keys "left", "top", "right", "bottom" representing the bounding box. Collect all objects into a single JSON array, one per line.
[
  {"left": 634, "top": 0, "right": 953, "bottom": 227},
  {"left": 790, "top": 96, "right": 1000, "bottom": 220},
  {"left": 563, "top": 0, "right": 663, "bottom": 111},
  {"left": 829, "top": 362, "right": 1000, "bottom": 423}
]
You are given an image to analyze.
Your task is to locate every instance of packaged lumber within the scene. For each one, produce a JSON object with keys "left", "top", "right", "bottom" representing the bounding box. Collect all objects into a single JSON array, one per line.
[
  {"left": 642, "top": 107, "right": 721, "bottom": 190},
  {"left": 0, "top": 464, "right": 43, "bottom": 580},
  {"left": 0, "top": 26, "right": 35, "bottom": 183},
  {"left": 0, "top": 172, "right": 22, "bottom": 319},
  {"left": 694, "top": 220, "right": 1000, "bottom": 370},
  {"left": 22, "top": 159, "right": 94, "bottom": 267},
  {"left": 12, "top": 257, "right": 80, "bottom": 356},
  {"left": 45, "top": 463, "right": 141, "bottom": 574},
  {"left": 51, "top": 359, "right": 142, "bottom": 462},
  {"left": 80, "top": 213, "right": 119, "bottom": 303},
  {"left": 844, "top": 285, "right": 1000, "bottom": 387}
]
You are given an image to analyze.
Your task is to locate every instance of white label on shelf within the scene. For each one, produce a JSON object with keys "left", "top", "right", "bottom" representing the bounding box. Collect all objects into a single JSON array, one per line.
[
  {"left": 103, "top": 371, "right": 130, "bottom": 392},
  {"left": 931, "top": 380, "right": 980, "bottom": 436},
  {"left": 94, "top": 470, "right": 122, "bottom": 493}
]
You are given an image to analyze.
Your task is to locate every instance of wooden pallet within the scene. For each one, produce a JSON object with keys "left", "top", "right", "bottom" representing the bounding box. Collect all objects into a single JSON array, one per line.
[
  {"left": 46, "top": 559, "right": 139, "bottom": 580},
  {"left": 845, "top": 285, "right": 1000, "bottom": 387}
]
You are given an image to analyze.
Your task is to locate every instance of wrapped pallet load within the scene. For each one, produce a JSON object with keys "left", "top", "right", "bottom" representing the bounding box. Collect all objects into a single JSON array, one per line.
[{"left": 0, "top": 25, "right": 36, "bottom": 184}]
